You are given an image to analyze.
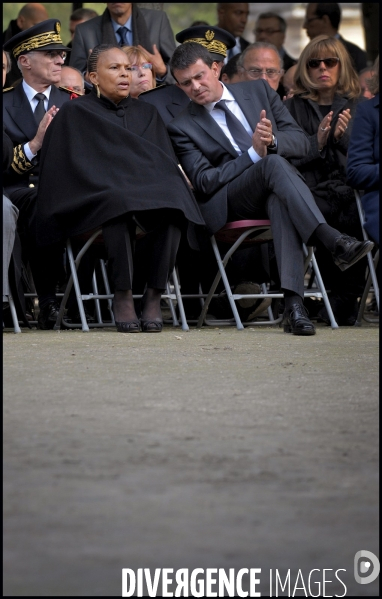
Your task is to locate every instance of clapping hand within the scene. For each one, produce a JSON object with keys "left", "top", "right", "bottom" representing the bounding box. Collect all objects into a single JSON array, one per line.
[
  {"left": 334, "top": 108, "right": 351, "bottom": 141},
  {"left": 29, "top": 106, "right": 59, "bottom": 155},
  {"left": 317, "top": 110, "right": 333, "bottom": 151},
  {"left": 137, "top": 44, "right": 166, "bottom": 78},
  {"left": 252, "top": 110, "right": 273, "bottom": 157}
]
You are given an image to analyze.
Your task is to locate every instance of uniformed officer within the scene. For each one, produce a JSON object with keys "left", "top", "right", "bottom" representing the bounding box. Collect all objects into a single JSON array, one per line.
[{"left": 3, "top": 19, "right": 74, "bottom": 329}]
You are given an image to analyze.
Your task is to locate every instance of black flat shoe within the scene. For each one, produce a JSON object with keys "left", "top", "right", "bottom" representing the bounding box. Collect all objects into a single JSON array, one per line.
[
  {"left": 37, "top": 301, "right": 60, "bottom": 330},
  {"left": 140, "top": 318, "right": 163, "bottom": 333},
  {"left": 332, "top": 235, "right": 374, "bottom": 271},
  {"left": 282, "top": 303, "right": 316, "bottom": 336},
  {"left": 115, "top": 320, "right": 141, "bottom": 333}
]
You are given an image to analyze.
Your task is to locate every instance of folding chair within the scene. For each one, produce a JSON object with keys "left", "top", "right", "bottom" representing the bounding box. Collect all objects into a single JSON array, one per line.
[
  {"left": 353, "top": 190, "right": 379, "bottom": 326},
  {"left": 54, "top": 229, "right": 189, "bottom": 332},
  {"left": 196, "top": 219, "right": 338, "bottom": 330}
]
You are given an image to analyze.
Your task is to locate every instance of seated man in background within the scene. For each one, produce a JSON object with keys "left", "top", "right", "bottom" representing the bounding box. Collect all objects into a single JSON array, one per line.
[
  {"left": 56, "top": 65, "right": 85, "bottom": 95},
  {"left": 237, "top": 42, "right": 285, "bottom": 100},
  {"left": 167, "top": 43, "right": 373, "bottom": 336}
]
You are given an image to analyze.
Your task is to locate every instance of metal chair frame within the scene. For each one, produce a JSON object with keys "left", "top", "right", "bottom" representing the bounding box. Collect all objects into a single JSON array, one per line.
[
  {"left": 195, "top": 220, "right": 338, "bottom": 330},
  {"left": 54, "top": 229, "right": 189, "bottom": 332},
  {"left": 354, "top": 190, "right": 379, "bottom": 326}
]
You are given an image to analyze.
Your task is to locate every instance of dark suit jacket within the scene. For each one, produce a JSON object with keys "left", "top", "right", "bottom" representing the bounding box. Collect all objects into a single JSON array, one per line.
[
  {"left": 280, "top": 47, "right": 297, "bottom": 73},
  {"left": 167, "top": 80, "right": 309, "bottom": 233},
  {"left": 347, "top": 93, "right": 379, "bottom": 243},
  {"left": 338, "top": 34, "right": 368, "bottom": 74},
  {"left": 3, "top": 83, "right": 71, "bottom": 194},
  {"left": 139, "top": 84, "right": 189, "bottom": 126},
  {"left": 3, "top": 20, "right": 23, "bottom": 87},
  {"left": 70, "top": 6, "right": 176, "bottom": 83}
]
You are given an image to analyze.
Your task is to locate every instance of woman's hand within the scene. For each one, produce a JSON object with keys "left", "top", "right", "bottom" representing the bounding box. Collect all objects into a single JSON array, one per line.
[
  {"left": 137, "top": 44, "right": 166, "bottom": 78},
  {"left": 29, "top": 106, "right": 59, "bottom": 155},
  {"left": 317, "top": 110, "right": 333, "bottom": 151},
  {"left": 334, "top": 108, "right": 351, "bottom": 141}
]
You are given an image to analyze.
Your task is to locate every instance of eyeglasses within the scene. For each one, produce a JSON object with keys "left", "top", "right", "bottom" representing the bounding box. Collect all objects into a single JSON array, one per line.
[
  {"left": 307, "top": 57, "right": 340, "bottom": 69},
  {"left": 241, "top": 67, "right": 281, "bottom": 79},
  {"left": 254, "top": 28, "right": 282, "bottom": 35},
  {"left": 29, "top": 50, "right": 67, "bottom": 60},
  {"left": 130, "top": 63, "right": 152, "bottom": 72}
]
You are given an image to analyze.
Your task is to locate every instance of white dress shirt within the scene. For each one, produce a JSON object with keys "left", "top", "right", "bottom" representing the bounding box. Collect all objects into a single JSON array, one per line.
[
  {"left": 22, "top": 80, "right": 52, "bottom": 160},
  {"left": 204, "top": 82, "right": 261, "bottom": 163}
]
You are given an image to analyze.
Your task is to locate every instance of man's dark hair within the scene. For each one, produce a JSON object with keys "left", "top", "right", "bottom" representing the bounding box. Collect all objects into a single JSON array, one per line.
[
  {"left": 170, "top": 42, "right": 213, "bottom": 79},
  {"left": 314, "top": 3, "right": 341, "bottom": 30},
  {"left": 70, "top": 7, "right": 98, "bottom": 22},
  {"left": 220, "top": 53, "right": 240, "bottom": 79},
  {"left": 257, "top": 12, "right": 287, "bottom": 34}
]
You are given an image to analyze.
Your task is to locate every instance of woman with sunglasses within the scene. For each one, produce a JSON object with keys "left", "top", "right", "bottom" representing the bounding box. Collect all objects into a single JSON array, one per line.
[
  {"left": 121, "top": 46, "right": 156, "bottom": 98},
  {"left": 284, "top": 35, "right": 365, "bottom": 326}
]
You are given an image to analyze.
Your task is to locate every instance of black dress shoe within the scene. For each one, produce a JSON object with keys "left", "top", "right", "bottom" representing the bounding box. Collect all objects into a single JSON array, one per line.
[
  {"left": 37, "top": 301, "right": 60, "bottom": 330},
  {"left": 282, "top": 303, "right": 316, "bottom": 336},
  {"left": 332, "top": 235, "right": 374, "bottom": 271},
  {"left": 140, "top": 317, "right": 163, "bottom": 333}
]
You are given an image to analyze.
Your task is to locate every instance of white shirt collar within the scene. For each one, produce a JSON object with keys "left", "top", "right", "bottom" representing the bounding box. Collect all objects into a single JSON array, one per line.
[
  {"left": 22, "top": 80, "right": 51, "bottom": 103},
  {"left": 204, "top": 82, "right": 236, "bottom": 112},
  {"left": 111, "top": 15, "right": 132, "bottom": 32}
]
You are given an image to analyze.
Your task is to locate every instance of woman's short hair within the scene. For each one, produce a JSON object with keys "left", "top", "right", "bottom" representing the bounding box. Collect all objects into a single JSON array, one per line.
[
  {"left": 367, "top": 55, "right": 379, "bottom": 95},
  {"left": 121, "top": 45, "right": 156, "bottom": 88},
  {"left": 293, "top": 35, "right": 361, "bottom": 101},
  {"left": 87, "top": 43, "right": 121, "bottom": 74}
]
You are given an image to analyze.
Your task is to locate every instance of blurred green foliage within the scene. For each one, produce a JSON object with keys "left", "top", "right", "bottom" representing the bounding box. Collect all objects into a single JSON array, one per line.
[{"left": 2, "top": 3, "right": 218, "bottom": 45}]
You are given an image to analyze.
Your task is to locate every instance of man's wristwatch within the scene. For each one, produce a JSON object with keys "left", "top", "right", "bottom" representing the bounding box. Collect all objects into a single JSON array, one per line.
[{"left": 267, "top": 134, "right": 277, "bottom": 153}]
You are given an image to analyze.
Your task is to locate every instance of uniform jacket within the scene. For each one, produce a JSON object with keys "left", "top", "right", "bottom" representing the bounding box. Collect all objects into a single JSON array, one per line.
[
  {"left": 3, "top": 83, "right": 71, "bottom": 194},
  {"left": 346, "top": 93, "right": 379, "bottom": 243},
  {"left": 70, "top": 6, "right": 176, "bottom": 83},
  {"left": 167, "top": 80, "right": 309, "bottom": 234},
  {"left": 139, "top": 84, "right": 190, "bottom": 126}
]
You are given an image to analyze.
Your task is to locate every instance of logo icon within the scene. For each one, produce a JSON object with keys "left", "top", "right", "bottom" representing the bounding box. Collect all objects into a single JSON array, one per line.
[{"left": 354, "top": 550, "right": 380, "bottom": 584}]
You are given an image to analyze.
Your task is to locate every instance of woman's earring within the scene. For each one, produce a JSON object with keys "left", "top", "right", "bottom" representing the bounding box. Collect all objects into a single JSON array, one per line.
[{"left": 95, "top": 83, "right": 100, "bottom": 98}]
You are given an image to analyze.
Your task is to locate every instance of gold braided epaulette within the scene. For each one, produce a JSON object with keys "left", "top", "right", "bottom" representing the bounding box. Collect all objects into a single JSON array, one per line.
[
  {"left": 11, "top": 144, "right": 34, "bottom": 175},
  {"left": 3, "top": 87, "right": 14, "bottom": 92}
]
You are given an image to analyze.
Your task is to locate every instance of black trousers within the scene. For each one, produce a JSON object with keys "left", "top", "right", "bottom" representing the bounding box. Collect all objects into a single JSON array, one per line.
[
  {"left": 102, "top": 210, "right": 182, "bottom": 292},
  {"left": 227, "top": 155, "right": 326, "bottom": 298}
]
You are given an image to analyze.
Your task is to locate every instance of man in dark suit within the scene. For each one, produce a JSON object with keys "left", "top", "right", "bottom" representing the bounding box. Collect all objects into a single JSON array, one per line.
[
  {"left": 304, "top": 3, "right": 368, "bottom": 73},
  {"left": 167, "top": 43, "right": 373, "bottom": 335},
  {"left": 3, "top": 19, "right": 74, "bottom": 329},
  {"left": 70, "top": 3, "right": 176, "bottom": 84},
  {"left": 254, "top": 12, "right": 297, "bottom": 73},
  {"left": 217, "top": 2, "right": 250, "bottom": 61}
]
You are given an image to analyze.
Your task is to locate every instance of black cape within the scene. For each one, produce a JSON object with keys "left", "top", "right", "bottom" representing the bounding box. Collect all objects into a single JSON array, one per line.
[{"left": 36, "top": 90, "right": 205, "bottom": 245}]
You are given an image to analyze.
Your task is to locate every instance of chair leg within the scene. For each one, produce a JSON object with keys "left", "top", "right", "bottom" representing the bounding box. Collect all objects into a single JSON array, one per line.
[
  {"left": 8, "top": 294, "right": 21, "bottom": 333},
  {"left": 99, "top": 259, "right": 115, "bottom": 324},
  {"left": 309, "top": 251, "right": 338, "bottom": 329},
  {"left": 66, "top": 238, "right": 89, "bottom": 332},
  {"left": 171, "top": 267, "right": 189, "bottom": 331}
]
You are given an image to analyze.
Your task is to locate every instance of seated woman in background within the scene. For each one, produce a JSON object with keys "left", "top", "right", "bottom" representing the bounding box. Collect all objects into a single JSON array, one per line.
[
  {"left": 284, "top": 35, "right": 365, "bottom": 326},
  {"left": 346, "top": 56, "right": 379, "bottom": 245},
  {"left": 35, "top": 44, "right": 204, "bottom": 333},
  {"left": 121, "top": 46, "right": 156, "bottom": 98}
]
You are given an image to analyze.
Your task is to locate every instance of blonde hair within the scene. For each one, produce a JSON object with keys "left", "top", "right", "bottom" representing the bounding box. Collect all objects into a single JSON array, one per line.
[
  {"left": 294, "top": 35, "right": 361, "bottom": 101},
  {"left": 367, "top": 55, "right": 379, "bottom": 95},
  {"left": 121, "top": 46, "right": 156, "bottom": 91}
]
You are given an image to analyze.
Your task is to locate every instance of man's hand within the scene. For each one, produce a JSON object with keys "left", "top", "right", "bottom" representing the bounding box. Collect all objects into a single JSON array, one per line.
[
  {"left": 137, "top": 44, "right": 167, "bottom": 78},
  {"left": 252, "top": 109, "right": 273, "bottom": 157},
  {"left": 29, "top": 106, "right": 59, "bottom": 155}
]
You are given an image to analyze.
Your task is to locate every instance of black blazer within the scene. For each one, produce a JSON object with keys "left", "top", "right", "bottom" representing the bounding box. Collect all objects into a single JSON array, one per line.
[
  {"left": 139, "top": 84, "right": 190, "bottom": 126},
  {"left": 168, "top": 80, "right": 309, "bottom": 233},
  {"left": 3, "top": 83, "right": 71, "bottom": 193}
]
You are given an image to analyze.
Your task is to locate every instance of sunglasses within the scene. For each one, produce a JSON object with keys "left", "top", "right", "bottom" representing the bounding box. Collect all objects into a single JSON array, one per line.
[{"left": 307, "top": 57, "right": 340, "bottom": 69}]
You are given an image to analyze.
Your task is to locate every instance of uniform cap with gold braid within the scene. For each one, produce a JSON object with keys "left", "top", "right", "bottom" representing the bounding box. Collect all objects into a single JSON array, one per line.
[
  {"left": 3, "top": 19, "right": 71, "bottom": 59},
  {"left": 176, "top": 26, "right": 236, "bottom": 61}
]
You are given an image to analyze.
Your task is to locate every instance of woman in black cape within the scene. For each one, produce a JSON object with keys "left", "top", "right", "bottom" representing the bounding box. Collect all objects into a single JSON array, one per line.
[{"left": 36, "top": 44, "right": 205, "bottom": 333}]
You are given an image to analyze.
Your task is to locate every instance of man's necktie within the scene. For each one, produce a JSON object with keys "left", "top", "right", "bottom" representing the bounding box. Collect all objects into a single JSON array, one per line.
[
  {"left": 215, "top": 100, "right": 252, "bottom": 153},
  {"left": 117, "top": 26, "right": 129, "bottom": 47},
  {"left": 34, "top": 93, "right": 46, "bottom": 125}
]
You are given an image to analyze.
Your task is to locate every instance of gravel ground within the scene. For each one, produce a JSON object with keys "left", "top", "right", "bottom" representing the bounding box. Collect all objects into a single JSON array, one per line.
[{"left": 3, "top": 324, "right": 379, "bottom": 596}]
